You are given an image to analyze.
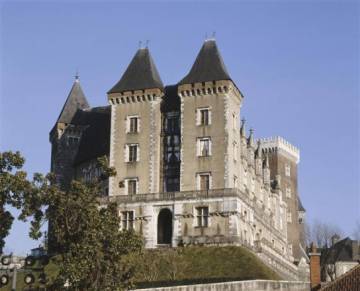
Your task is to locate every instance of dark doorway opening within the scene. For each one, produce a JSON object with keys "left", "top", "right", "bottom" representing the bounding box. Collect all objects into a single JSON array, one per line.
[{"left": 157, "top": 208, "right": 173, "bottom": 245}]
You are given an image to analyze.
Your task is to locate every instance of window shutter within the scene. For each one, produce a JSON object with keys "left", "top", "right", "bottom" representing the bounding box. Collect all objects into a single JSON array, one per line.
[
  {"left": 136, "top": 145, "right": 140, "bottom": 162},
  {"left": 138, "top": 117, "right": 141, "bottom": 133},
  {"left": 197, "top": 139, "right": 200, "bottom": 156},
  {"left": 196, "top": 109, "right": 200, "bottom": 126},
  {"left": 126, "top": 117, "right": 130, "bottom": 133},
  {"left": 208, "top": 109, "right": 212, "bottom": 125},
  {"left": 124, "top": 179, "right": 128, "bottom": 194},
  {"left": 124, "top": 145, "right": 129, "bottom": 162},
  {"left": 209, "top": 139, "right": 212, "bottom": 156}
]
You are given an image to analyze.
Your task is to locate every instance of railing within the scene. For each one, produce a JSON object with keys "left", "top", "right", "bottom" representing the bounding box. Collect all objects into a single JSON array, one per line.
[
  {"left": 100, "top": 188, "right": 253, "bottom": 205},
  {"left": 99, "top": 188, "right": 285, "bottom": 244}
]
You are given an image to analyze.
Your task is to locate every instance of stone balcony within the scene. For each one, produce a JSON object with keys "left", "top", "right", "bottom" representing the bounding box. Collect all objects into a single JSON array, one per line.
[
  {"left": 99, "top": 188, "right": 286, "bottom": 242},
  {"left": 100, "top": 188, "right": 251, "bottom": 204}
]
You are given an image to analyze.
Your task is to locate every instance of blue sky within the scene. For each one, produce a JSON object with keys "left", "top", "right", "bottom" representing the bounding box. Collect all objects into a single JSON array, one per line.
[{"left": 0, "top": 1, "right": 359, "bottom": 255}]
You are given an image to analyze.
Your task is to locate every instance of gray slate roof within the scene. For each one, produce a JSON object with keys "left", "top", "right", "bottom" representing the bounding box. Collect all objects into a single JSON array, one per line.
[
  {"left": 298, "top": 197, "right": 306, "bottom": 212},
  {"left": 57, "top": 80, "right": 90, "bottom": 124},
  {"left": 72, "top": 106, "right": 111, "bottom": 165},
  {"left": 179, "top": 40, "right": 231, "bottom": 85},
  {"left": 321, "top": 237, "right": 359, "bottom": 264},
  {"left": 161, "top": 85, "right": 180, "bottom": 113},
  {"left": 108, "top": 48, "right": 164, "bottom": 94}
]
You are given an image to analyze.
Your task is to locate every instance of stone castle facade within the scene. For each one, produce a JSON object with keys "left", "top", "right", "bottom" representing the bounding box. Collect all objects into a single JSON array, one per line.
[{"left": 50, "top": 40, "right": 307, "bottom": 280}]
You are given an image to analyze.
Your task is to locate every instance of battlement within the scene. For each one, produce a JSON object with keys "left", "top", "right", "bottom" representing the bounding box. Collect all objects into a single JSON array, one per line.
[{"left": 259, "top": 136, "right": 300, "bottom": 163}]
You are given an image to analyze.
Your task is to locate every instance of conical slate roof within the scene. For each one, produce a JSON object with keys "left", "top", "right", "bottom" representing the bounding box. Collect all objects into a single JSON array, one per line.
[
  {"left": 298, "top": 197, "right": 306, "bottom": 212},
  {"left": 57, "top": 78, "right": 90, "bottom": 124},
  {"left": 179, "top": 39, "right": 231, "bottom": 85},
  {"left": 108, "top": 47, "right": 164, "bottom": 94}
]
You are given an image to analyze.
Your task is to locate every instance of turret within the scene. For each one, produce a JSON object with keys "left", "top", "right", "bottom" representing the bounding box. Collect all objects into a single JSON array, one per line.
[
  {"left": 247, "top": 128, "right": 255, "bottom": 167},
  {"left": 263, "top": 155, "right": 271, "bottom": 186},
  {"left": 177, "top": 39, "right": 243, "bottom": 190},
  {"left": 50, "top": 75, "right": 90, "bottom": 190},
  {"left": 260, "top": 136, "right": 304, "bottom": 263},
  {"left": 107, "top": 46, "right": 164, "bottom": 196},
  {"left": 255, "top": 140, "right": 263, "bottom": 175}
]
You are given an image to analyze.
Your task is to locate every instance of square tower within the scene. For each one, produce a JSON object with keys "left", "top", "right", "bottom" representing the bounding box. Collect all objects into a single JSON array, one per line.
[
  {"left": 107, "top": 47, "right": 164, "bottom": 196},
  {"left": 261, "top": 137, "right": 305, "bottom": 262},
  {"left": 178, "top": 40, "right": 243, "bottom": 191}
]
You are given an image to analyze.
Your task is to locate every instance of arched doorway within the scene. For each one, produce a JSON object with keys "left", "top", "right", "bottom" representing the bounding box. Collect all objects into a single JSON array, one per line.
[{"left": 157, "top": 208, "right": 172, "bottom": 245}]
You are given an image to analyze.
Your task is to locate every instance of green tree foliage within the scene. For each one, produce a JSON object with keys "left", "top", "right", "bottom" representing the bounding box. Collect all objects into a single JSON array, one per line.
[
  {"left": 0, "top": 151, "right": 143, "bottom": 290},
  {"left": 0, "top": 151, "right": 27, "bottom": 254}
]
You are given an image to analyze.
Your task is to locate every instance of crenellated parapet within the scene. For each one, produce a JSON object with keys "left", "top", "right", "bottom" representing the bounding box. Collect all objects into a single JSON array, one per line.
[
  {"left": 108, "top": 88, "right": 164, "bottom": 106},
  {"left": 177, "top": 80, "right": 243, "bottom": 102},
  {"left": 259, "top": 136, "right": 300, "bottom": 163}
]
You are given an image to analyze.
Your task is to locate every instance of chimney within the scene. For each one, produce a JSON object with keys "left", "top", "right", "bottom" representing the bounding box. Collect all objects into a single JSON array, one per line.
[{"left": 309, "top": 243, "right": 321, "bottom": 291}]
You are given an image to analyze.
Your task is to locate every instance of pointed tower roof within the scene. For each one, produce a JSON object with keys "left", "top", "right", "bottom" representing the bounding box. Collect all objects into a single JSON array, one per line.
[
  {"left": 255, "top": 140, "right": 263, "bottom": 159},
  {"left": 108, "top": 47, "right": 164, "bottom": 94},
  {"left": 240, "top": 118, "right": 246, "bottom": 137},
  {"left": 57, "top": 76, "right": 90, "bottom": 124},
  {"left": 247, "top": 128, "right": 255, "bottom": 148},
  {"left": 179, "top": 39, "right": 231, "bottom": 85}
]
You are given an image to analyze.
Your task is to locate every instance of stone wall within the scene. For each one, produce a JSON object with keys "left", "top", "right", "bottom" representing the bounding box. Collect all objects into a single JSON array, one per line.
[{"left": 134, "top": 280, "right": 310, "bottom": 291}]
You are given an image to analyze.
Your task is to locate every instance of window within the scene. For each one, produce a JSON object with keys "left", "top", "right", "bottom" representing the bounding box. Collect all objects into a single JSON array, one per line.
[
  {"left": 126, "top": 116, "right": 140, "bottom": 133},
  {"left": 197, "top": 137, "right": 211, "bottom": 157},
  {"left": 285, "top": 164, "right": 291, "bottom": 177},
  {"left": 196, "top": 207, "right": 209, "bottom": 227},
  {"left": 233, "top": 141, "right": 238, "bottom": 161},
  {"left": 121, "top": 211, "right": 134, "bottom": 230},
  {"left": 287, "top": 211, "right": 292, "bottom": 223},
  {"left": 126, "top": 144, "right": 139, "bottom": 162},
  {"left": 233, "top": 175, "right": 238, "bottom": 188},
  {"left": 129, "top": 117, "right": 138, "bottom": 133},
  {"left": 129, "top": 145, "right": 137, "bottom": 162},
  {"left": 232, "top": 113, "right": 237, "bottom": 129},
  {"left": 197, "top": 108, "right": 211, "bottom": 126},
  {"left": 286, "top": 187, "right": 292, "bottom": 198},
  {"left": 127, "top": 179, "right": 137, "bottom": 195},
  {"left": 68, "top": 136, "right": 79, "bottom": 146},
  {"left": 198, "top": 173, "right": 211, "bottom": 190}
]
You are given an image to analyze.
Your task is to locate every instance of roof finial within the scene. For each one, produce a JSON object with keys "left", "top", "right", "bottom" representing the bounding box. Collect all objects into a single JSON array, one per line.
[
  {"left": 138, "top": 41, "right": 143, "bottom": 49},
  {"left": 240, "top": 118, "right": 246, "bottom": 137},
  {"left": 145, "top": 40, "right": 150, "bottom": 48},
  {"left": 248, "top": 127, "right": 255, "bottom": 147},
  {"left": 211, "top": 31, "right": 216, "bottom": 40},
  {"left": 75, "top": 69, "right": 79, "bottom": 82}
]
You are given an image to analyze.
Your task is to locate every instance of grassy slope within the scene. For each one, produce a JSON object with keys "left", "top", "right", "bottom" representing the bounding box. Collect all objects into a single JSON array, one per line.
[
  {"left": 134, "top": 246, "right": 280, "bottom": 288},
  {"left": 0, "top": 246, "right": 279, "bottom": 290}
]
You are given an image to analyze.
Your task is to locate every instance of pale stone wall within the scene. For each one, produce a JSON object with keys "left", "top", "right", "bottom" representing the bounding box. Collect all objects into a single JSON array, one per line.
[
  {"left": 108, "top": 88, "right": 163, "bottom": 196},
  {"left": 178, "top": 81, "right": 242, "bottom": 191},
  {"left": 261, "top": 138, "right": 303, "bottom": 261},
  {"left": 102, "top": 187, "right": 302, "bottom": 280},
  {"left": 134, "top": 280, "right": 310, "bottom": 291}
]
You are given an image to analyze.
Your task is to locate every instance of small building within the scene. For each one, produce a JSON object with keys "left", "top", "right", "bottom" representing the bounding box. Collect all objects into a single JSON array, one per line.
[{"left": 320, "top": 236, "right": 360, "bottom": 282}]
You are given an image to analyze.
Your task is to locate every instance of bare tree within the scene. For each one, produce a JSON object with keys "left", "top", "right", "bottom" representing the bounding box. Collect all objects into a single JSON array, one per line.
[
  {"left": 352, "top": 220, "right": 360, "bottom": 241},
  {"left": 308, "top": 220, "right": 343, "bottom": 248}
]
